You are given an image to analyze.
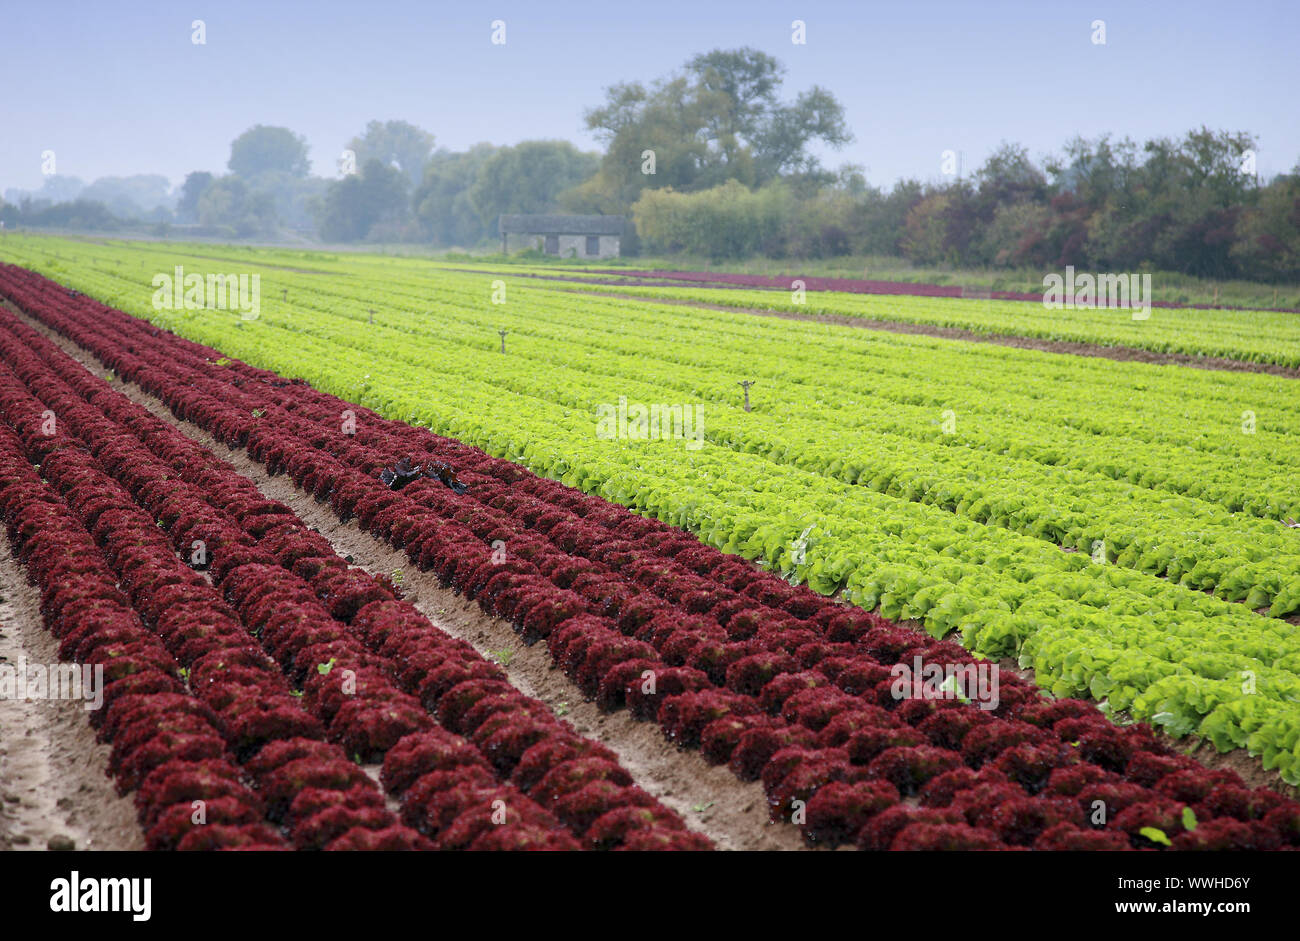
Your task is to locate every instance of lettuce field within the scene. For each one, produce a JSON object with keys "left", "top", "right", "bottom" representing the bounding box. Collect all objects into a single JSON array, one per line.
[{"left": 1, "top": 232, "right": 1299, "bottom": 853}]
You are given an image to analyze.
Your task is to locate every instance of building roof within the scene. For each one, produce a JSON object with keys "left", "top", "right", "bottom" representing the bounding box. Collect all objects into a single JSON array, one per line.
[{"left": 499, "top": 214, "right": 624, "bottom": 236}]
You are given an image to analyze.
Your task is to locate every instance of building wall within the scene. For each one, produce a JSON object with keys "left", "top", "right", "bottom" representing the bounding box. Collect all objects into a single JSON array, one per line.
[
  {"left": 592, "top": 235, "right": 620, "bottom": 259},
  {"left": 504, "top": 233, "right": 620, "bottom": 258}
]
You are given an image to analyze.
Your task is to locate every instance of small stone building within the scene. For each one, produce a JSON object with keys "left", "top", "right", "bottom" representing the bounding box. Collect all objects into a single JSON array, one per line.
[{"left": 498, "top": 214, "right": 624, "bottom": 258}]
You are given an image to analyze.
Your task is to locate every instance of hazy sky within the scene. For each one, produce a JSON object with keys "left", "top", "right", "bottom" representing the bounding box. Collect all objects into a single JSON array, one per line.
[{"left": 2, "top": 0, "right": 1297, "bottom": 193}]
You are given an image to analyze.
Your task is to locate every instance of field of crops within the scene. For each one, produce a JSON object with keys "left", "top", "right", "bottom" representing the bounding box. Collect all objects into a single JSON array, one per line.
[
  {"left": 1, "top": 233, "right": 1299, "bottom": 853},
  {"left": 550, "top": 271, "right": 1300, "bottom": 367}
]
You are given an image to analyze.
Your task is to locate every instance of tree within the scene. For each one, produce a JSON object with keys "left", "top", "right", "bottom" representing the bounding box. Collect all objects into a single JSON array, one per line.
[
  {"left": 583, "top": 47, "right": 851, "bottom": 210},
  {"left": 1045, "top": 135, "right": 1138, "bottom": 207},
  {"left": 977, "top": 201, "right": 1053, "bottom": 267},
  {"left": 80, "top": 175, "right": 175, "bottom": 219},
  {"left": 176, "top": 171, "right": 215, "bottom": 223},
  {"left": 3, "top": 176, "right": 86, "bottom": 206},
  {"left": 974, "top": 143, "right": 1047, "bottom": 211},
  {"left": 751, "top": 86, "right": 851, "bottom": 181},
  {"left": 197, "top": 177, "right": 277, "bottom": 236},
  {"left": 835, "top": 180, "right": 924, "bottom": 256},
  {"left": 632, "top": 180, "right": 790, "bottom": 259},
  {"left": 0, "top": 198, "right": 120, "bottom": 231},
  {"left": 686, "top": 48, "right": 784, "bottom": 140},
  {"left": 316, "top": 159, "right": 409, "bottom": 242},
  {"left": 1232, "top": 169, "right": 1300, "bottom": 281},
  {"left": 1178, "top": 126, "right": 1258, "bottom": 206},
  {"left": 413, "top": 144, "right": 499, "bottom": 246},
  {"left": 577, "top": 77, "right": 723, "bottom": 210},
  {"left": 468, "top": 140, "right": 599, "bottom": 223},
  {"left": 228, "top": 125, "right": 310, "bottom": 179},
  {"left": 901, "top": 192, "right": 957, "bottom": 265},
  {"left": 347, "top": 120, "right": 436, "bottom": 188}
]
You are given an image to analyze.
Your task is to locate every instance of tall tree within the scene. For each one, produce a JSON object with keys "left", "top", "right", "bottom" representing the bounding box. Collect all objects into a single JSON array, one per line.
[
  {"left": 468, "top": 140, "right": 599, "bottom": 222},
  {"left": 80, "top": 174, "right": 175, "bottom": 217},
  {"left": 196, "top": 177, "right": 277, "bottom": 236},
  {"left": 347, "top": 120, "right": 436, "bottom": 188},
  {"left": 175, "top": 171, "right": 215, "bottom": 223},
  {"left": 583, "top": 47, "right": 851, "bottom": 209},
  {"left": 1232, "top": 167, "right": 1300, "bottom": 280},
  {"left": 413, "top": 144, "right": 499, "bottom": 246},
  {"left": 316, "top": 159, "right": 409, "bottom": 242},
  {"left": 974, "top": 143, "right": 1047, "bottom": 210},
  {"left": 228, "top": 125, "right": 310, "bottom": 179},
  {"left": 686, "top": 48, "right": 784, "bottom": 141}
]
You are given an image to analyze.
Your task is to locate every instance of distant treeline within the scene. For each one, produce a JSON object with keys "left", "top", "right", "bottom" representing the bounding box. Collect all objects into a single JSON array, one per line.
[
  {"left": 633, "top": 130, "right": 1300, "bottom": 281},
  {"left": 2, "top": 47, "right": 1296, "bottom": 281}
]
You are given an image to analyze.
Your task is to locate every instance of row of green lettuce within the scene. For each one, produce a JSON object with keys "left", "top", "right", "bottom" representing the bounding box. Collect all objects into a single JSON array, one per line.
[
  {"left": 545, "top": 276, "right": 1300, "bottom": 367},
  {"left": 55, "top": 235, "right": 1300, "bottom": 609}
]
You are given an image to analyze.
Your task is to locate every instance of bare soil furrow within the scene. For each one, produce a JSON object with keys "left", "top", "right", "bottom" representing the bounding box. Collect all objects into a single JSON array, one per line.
[{"left": 0, "top": 540, "right": 144, "bottom": 851}]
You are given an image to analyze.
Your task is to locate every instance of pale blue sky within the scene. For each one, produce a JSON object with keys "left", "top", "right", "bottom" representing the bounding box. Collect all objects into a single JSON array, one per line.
[{"left": 2, "top": 0, "right": 1296, "bottom": 193}]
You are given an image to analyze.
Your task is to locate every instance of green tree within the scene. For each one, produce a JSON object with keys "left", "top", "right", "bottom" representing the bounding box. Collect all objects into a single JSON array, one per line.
[
  {"left": 228, "top": 125, "right": 310, "bottom": 179},
  {"left": 901, "top": 192, "right": 957, "bottom": 265},
  {"left": 468, "top": 140, "right": 599, "bottom": 223},
  {"left": 974, "top": 143, "right": 1047, "bottom": 212},
  {"left": 978, "top": 201, "right": 1053, "bottom": 266},
  {"left": 255, "top": 172, "right": 330, "bottom": 231},
  {"left": 316, "top": 159, "right": 408, "bottom": 242},
  {"left": 197, "top": 177, "right": 277, "bottom": 236},
  {"left": 78, "top": 174, "right": 174, "bottom": 220},
  {"left": 176, "top": 171, "right": 215, "bottom": 223},
  {"left": 413, "top": 144, "right": 499, "bottom": 246},
  {"left": 583, "top": 47, "right": 851, "bottom": 210},
  {"left": 1232, "top": 169, "right": 1300, "bottom": 281},
  {"left": 632, "top": 180, "right": 790, "bottom": 259},
  {"left": 347, "top": 120, "right": 436, "bottom": 188},
  {"left": 576, "top": 77, "right": 722, "bottom": 210},
  {"left": 751, "top": 86, "right": 852, "bottom": 182}
]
